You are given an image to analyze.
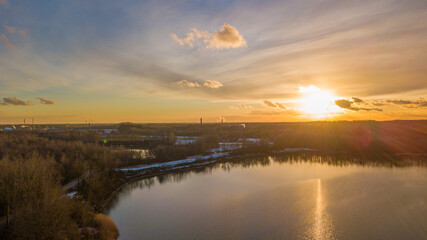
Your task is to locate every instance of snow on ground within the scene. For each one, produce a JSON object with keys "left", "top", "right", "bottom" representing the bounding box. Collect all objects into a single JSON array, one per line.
[
  {"left": 66, "top": 191, "right": 77, "bottom": 198},
  {"left": 174, "top": 136, "right": 199, "bottom": 145},
  {"left": 175, "top": 139, "right": 197, "bottom": 145},
  {"left": 118, "top": 139, "right": 316, "bottom": 173},
  {"left": 118, "top": 152, "right": 229, "bottom": 172},
  {"left": 238, "top": 138, "right": 261, "bottom": 143}
]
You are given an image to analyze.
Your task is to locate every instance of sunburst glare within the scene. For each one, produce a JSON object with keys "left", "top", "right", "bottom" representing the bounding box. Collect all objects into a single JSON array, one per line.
[{"left": 298, "top": 85, "right": 343, "bottom": 118}]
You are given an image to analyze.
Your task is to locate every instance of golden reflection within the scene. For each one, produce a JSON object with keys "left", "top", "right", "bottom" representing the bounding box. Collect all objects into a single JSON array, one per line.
[{"left": 311, "top": 178, "right": 337, "bottom": 240}]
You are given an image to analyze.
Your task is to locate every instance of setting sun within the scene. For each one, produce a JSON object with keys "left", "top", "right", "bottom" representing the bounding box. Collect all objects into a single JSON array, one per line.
[
  {"left": 0, "top": 1, "right": 426, "bottom": 239},
  {"left": 298, "top": 85, "right": 343, "bottom": 118}
]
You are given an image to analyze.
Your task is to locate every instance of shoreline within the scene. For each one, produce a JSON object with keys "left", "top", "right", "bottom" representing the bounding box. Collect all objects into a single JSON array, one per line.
[
  {"left": 100, "top": 150, "right": 427, "bottom": 212},
  {"left": 100, "top": 159, "right": 222, "bottom": 212}
]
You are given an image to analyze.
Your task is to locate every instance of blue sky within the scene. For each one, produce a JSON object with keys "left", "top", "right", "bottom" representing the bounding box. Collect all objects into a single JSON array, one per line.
[{"left": 1, "top": 0, "right": 426, "bottom": 123}]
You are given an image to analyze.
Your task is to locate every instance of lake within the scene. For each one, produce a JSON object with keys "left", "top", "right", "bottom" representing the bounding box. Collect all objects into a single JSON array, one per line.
[{"left": 106, "top": 156, "right": 427, "bottom": 239}]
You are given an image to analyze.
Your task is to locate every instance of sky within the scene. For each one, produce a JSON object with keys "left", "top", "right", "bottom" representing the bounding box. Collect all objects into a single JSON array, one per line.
[{"left": 0, "top": 0, "right": 426, "bottom": 123}]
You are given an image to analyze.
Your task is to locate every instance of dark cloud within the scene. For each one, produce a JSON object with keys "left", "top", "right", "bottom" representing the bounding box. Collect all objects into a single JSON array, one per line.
[
  {"left": 263, "top": 100, "right": 277, "bottom": 108},
  {"left": 335, "top": 99, "right": 382, "bottom": 111},
  {"left": 352, "top": 97, "right": 363, "bottom": 103},
  {"left": 263, "top": 100, "right": 287, "bottom": 110},
  {"left": 275, "top": 103, "right": 286, "bottom": 110},
  {"left": 37, "top": 97, "right": 56, "bottom": 105},
  {"left": 335, "top": 99, "right": 352, "bottom": 109},
  {"left": 386, "top": 98, "right": 427, "bottom": 108},
  {"left": 371, "top": 101, "right": 386, "bottom": 106},
  {"left": 2, "top": 97, "right": 32, "bottom": 106}
]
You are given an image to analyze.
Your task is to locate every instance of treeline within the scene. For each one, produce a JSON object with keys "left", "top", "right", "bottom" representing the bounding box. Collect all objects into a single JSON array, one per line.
[
  {"left": 151, "top": 141, "right": 217, "bottom": 163},
  {"left": 0, "top": 154, "right": 119, "bottom": 239},
  {"left": 0, "top": 131, "right": 140, "bottom": 184},
  {"left": 0, "top": 131, "right": 140, "bottom": 239},
  {"left": 118, "top": 120, "right": 427, "bottom": 154}
]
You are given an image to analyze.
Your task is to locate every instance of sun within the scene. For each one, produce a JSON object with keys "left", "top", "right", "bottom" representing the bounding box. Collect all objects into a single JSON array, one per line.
[{"left": 298, "top": 85, "right": 343, "bottom": 118}]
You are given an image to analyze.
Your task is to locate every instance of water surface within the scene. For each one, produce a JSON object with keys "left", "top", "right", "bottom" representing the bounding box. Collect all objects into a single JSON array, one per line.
[{"left": 106, "top": 157, "right": 427, "bottom": 239}]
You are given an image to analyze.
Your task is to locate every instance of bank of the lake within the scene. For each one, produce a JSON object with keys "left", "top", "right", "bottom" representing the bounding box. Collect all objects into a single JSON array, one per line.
[{"left": 105, "top": 156, "right": 427, "bottom": 240}]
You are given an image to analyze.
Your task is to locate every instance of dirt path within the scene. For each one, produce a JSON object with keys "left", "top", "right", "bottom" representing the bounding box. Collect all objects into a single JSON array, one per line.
[{"left": 62, "top": 171, "right": 91, "bottom": 193}]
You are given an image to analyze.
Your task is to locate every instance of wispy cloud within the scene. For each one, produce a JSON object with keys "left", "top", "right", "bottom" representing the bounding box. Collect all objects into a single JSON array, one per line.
[
  {"left": 0, "top": 34, "right": 16, "bottom": 50},
  {"left": 175, "top": 79, "right": 223, "bottom": 89},
  {"left": 230, "top": 104, "right": 252, "bottom": 110},
  {"left": 37, "top": 97, "right": 56, "bottom": 105},
  {"left": 239, "top": 104, "right": 251, "bottom": 109},
  {"left": 4, "top": 25, "right": 27, "bottom": 35},
  {"left": 170, "top": 32, "right": 195, "bottom": 48},
  {"left": 1, "top": 97, "right": 32, "bottom": 106},
  {"left": 171, "top": 23, "right": 247, "bottom": 49}
]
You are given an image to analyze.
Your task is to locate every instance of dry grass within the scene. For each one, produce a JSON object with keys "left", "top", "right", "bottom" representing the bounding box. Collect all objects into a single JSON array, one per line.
[{"left": 93, "top": 214, "right": 119, "bottom": 240}]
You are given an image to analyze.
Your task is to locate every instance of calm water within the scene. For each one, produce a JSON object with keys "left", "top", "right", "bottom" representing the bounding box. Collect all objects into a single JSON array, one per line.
[{"left": 106, "top": 157, "right": 427, "bottom": 239}]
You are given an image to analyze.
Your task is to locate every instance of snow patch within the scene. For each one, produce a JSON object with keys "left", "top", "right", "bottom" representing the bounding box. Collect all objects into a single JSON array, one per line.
[
  {"left": 66, "top": 191, "right": 77, "bottom": 198},
  {"left": 118, "top": 152, "right": 229, "bottom": 172}
]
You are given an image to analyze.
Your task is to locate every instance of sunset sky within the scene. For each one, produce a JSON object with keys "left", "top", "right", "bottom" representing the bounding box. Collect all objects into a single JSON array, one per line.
[{"left": 1, "top": 0, "right": 426, "bottom": 123}]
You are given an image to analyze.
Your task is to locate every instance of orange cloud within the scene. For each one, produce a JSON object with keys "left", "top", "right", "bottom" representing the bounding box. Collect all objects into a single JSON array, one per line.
[
  {"left": 203, "top": 80, "right": 223, "bottom": 88},
  {"left": 171, "top": 23, "right": 246, "bottom": 49}
]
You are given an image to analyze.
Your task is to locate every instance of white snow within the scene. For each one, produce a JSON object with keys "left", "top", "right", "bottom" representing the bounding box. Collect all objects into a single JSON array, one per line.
[
  {"left": 175, "top": 136, "right": 199, "bottom": 145},
  {"left": 238, "top": 138, "right": 261, "bottom": 143},
  {"left": 175, "top": 139, "right": 197, "bottom": 145},
  {"left": 118, "top": 152, "right": 229, "bottom": 172},
  {"left": 66, "top": 191, "right": 77, "bottom": 198}
]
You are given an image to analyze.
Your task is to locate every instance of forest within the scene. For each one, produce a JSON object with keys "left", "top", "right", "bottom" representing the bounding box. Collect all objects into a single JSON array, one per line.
[{"left": 0, "top": 120, "right": 426, "bottom": 239}]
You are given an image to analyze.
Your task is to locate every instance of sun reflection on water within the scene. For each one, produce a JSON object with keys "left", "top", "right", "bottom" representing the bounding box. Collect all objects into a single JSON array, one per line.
[{"left": 303, "top": 178, "right": 338, "bottom": 240}]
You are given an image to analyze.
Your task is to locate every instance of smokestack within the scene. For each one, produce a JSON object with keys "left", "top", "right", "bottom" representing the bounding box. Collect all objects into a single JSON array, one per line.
[{"left": 200, "top": 118, "right": 203, "bottom": 125}]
